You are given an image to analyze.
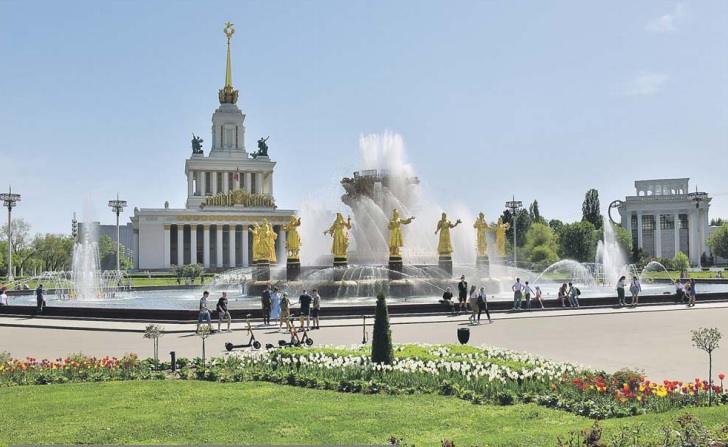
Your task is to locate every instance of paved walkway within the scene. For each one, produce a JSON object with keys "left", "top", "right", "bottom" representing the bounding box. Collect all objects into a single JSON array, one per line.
[{"left": 1, "top": 302, "right": 727, "bottom": 381}]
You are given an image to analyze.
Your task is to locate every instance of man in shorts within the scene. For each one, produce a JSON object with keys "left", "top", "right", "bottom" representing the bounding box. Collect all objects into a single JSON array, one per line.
[
  {"left": 457, "top": 276, "right": 468, "bottom": 315},
  {"left": 197, "top": 291, "right": 212, "bottom": 332},
  {"left": 311, "top": 289, "right": 321, "bottom": 330},
  {"left": 297, "top": 289, "right": 313, "bottom": 330},
  {"left": 216, "top": 291, "right": 231, "bottom": 333}
]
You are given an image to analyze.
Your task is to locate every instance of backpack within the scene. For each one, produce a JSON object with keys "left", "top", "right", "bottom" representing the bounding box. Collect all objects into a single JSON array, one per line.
[
  {"left": 477, "top": 294, "right": 485, "bottom": 306},
  {"left": 576, "top": 288, "right": 581, "bottom": 296}
]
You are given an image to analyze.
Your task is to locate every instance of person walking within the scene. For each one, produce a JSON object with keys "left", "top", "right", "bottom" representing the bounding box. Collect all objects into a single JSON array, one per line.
[
  {"left": 216, "top": 291, "right": 231, "bottom": 333},
  {"left": 512, "top": 278, "right": 523, "bottom": 310},
  {"left": 674, "top": 279, "right": 685, "bottom": 304},
  {"left": 297, "top": 289, "right": 313, "bottom": 330},
  {"left": 523, "top": 281, "right": 534, "bottom": 310},
  {"left": 196, "top": 291, "right": 212, "bottom": 332},
  {"left": 311, "top": 289, "right": 321, "bottom": 330},
  {"left": 687, "top": 278, "right": 697, "bottom": 307},
  {"left": 477, "top": 286, "right": 492, "bottom": 324},
  {"left": 261, "top": 285, "right": 272, "bottom": 325},
  {"left": 35, "top": 284, "right": 46, "bottom": 314},
  {"left": 278, "top": 292, "right": 291, "bottom": 331},
  {"left": 558, "top": 283, "right": 569, "bottom": 307},
  {"left": 534, "top": 286, "right": 545, "bottom": 309},
  {"left": 616, "top": 276, "right": 626, "bottom": 307},
  {"left": 468, "top": 285, "right": 478, "bottom": 323},
  {"left": 0, "top": 286, "right": 7, "bottom": 306},
  {"left": 270, "top": 287, "right": 281, "bottom": 327},
  {"left": 629, "top": 276, "right": 642, "bottom": 307},
  {"left": 568, "top": 282, "right": 579, "bottom": 308},
  {"left": 457, "top": 275, "right": 468, "bottom": 315}
]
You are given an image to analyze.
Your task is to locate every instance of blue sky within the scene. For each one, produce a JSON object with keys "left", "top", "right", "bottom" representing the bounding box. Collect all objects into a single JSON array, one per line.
[{"left": 1, "top": 0, "right": 726, "bottom": 236}]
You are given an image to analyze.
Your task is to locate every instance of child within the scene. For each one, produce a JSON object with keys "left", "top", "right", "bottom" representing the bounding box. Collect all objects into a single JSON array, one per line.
[{"left": 534, "top": 286, "right": 545, "bottom": 309}]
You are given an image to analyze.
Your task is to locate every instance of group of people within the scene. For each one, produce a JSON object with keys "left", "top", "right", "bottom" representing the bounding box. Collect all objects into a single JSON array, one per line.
[
  {"left": 511, "top": 278, "right": 544, "bottom": 310},
  {"left": 196, "top": 290, "right": 231, "bottom": 333},
  {"left": 673, "top": 278, "right": 697, "bottom": 307},
  {"left": 260, "top": 285, "right": 321, "bottom": 331},
  {"left": 440, "top": 275, "right": 492, "bottom": 324}
]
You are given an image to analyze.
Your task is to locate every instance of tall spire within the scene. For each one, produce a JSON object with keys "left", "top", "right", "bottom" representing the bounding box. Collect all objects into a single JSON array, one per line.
[{"left": 218, "top": 22, "right": 239, "bottom": 105}]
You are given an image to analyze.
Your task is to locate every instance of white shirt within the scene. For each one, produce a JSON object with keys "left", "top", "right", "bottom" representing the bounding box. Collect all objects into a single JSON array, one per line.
[
  {"left": 512, "top": 281, "right": 522, "bottom": 292},
  {"left": 0, "top": 292, "right": 7, "bottom": 305},
  {"left": 675, "top": 282, "right": 684, "bottom": 291},
  {"left": 524, "top": 285, "right": 534, "bottom": 295}
]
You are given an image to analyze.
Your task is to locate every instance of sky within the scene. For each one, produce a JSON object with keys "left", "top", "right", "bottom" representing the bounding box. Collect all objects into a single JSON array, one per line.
[{"left": 1, "top": 0, "right": 727, "bottom": 237}]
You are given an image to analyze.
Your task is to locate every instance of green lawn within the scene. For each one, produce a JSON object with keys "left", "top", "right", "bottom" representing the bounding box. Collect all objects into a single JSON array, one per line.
[{"left": 1, "top": 381, "right": 726, "bottom": 446}]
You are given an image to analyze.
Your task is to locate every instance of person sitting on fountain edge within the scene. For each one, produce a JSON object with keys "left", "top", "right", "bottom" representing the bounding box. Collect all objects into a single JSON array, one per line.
[{"left": 440, "top": 287, "right": 455, "bottom": 314}]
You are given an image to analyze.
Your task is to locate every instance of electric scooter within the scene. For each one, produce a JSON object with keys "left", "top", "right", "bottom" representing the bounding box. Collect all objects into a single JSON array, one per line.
[
  {"left": 277, "top": 314, "right": 314, "bottom": 347},
  {"left": 224, "top": 314, "right": 261, "bottom": 351}
]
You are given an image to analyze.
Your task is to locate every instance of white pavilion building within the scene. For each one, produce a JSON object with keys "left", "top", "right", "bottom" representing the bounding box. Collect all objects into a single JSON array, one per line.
[
  {"left": 130, "top": 25, "right": 295, "bottom": 271},
  {"left": 617, "top": 178, "right": 711, "bottom": 266}
]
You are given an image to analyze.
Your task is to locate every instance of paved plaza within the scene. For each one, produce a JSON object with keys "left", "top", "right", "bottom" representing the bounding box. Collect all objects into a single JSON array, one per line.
[{"left": 1, "top": 302, "right": 727, "bottom": 381}]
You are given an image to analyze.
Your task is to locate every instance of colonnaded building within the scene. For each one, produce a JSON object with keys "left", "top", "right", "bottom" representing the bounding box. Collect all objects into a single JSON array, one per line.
[
  {"left": 130, "top": 24, "right": 295, "bottom": 271},
  {"left": 616, "top": 178, "right": 712, "bottom": 266}
]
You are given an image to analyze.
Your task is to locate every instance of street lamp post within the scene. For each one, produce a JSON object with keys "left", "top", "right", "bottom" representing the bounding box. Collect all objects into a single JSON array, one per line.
[
  {"left": 505, "top": 196, "right": 523, "bottom": 268},
  {"left": 689, "top": 186, "right": 708, "bottom": 268},
  {"left": 1, "top": 186, "right": 21, "bottom": 283},
  {"left": 108, "top": 194, "right": 127, "bottom": 272}
]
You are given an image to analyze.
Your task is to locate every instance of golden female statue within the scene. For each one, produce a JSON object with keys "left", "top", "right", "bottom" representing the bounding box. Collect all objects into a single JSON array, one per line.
[
  {"left": 282, "top": 215, "right": 302, "bottom": 258},
  {"left": 434, "top": 212, "right": 461, "bottom": 256},
  {"left": 324, "top": 213, "right": 352, "bottom": 258},
  {"left": 494, "top": 216, "right": 511, "bottom": 257},
  {"left": 249, "top": 222, "right": 261, "bottom": 263},
  {"left": 387, "top": 209, "right": 415, "bottom": 257},
  {"left": 260, "top": 218, "right": 277, "bottom": 263},
  {"left": 473, "top": 212, "right": 493, "bottom": 257}
]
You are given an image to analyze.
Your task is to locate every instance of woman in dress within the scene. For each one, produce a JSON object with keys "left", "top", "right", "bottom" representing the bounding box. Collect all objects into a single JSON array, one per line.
[
  {"left": 468, "top": 284, "right": 478, "bottom": 324},
  {"left": 558, "top": 283, "right": 569, "bottom": 307},
  {"left": 688, "top": 278, "right": 697, "bottom": 307},
  {"left": 270, "top": 287, "right": 281, "bottom": 327},
  {"left": 629, "top": 276, "right": 642, "bottom": 307}
]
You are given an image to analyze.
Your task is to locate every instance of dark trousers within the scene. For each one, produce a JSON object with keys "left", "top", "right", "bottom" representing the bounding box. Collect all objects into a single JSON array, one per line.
[
  {"left": 263, "top": 306, "right": 271, "bottom": 324},
  {"left": 477, "top": 305, "right": 490, "bottom": 322}
]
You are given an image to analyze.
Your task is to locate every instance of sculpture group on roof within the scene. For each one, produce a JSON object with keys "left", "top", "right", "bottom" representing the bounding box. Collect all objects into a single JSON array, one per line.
[{"left": 200, "top": 188, "right": 276, "bottom": 209}]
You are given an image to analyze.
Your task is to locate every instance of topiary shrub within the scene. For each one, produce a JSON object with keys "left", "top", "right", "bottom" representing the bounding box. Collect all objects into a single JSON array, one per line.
[{"left": 371, "top": 290, "right": 394, "bottom": 365}]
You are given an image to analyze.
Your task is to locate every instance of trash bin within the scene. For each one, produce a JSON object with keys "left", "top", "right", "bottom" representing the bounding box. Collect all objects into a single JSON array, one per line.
[{"left": 457, "top": 327, "right": 470, "bottom": 345}]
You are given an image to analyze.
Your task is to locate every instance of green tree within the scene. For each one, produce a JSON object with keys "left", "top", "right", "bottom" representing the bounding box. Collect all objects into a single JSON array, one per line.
[
  {"left": 529, "top": 200, "right": 546, "bottom": 224},
  {"left": 710, "top": 218, "right": 725, "bottom": 227},
  {"left": 32, "top": 234, "right": 74, "bottom": 272},
  {"left": 691, "top": 328, "right": 722, "bottom": 406},
  {"left": 371, "top": 290, "right": 393, "bottom": 365},
  {"left": 548, "top": 219, "right": 564, "bottom": 235},
  {"left": 607, "top": 224, "right": 633, "bottom": 258},
  {"left": 558, "top": 221, "right": 599, "bottom": 263},
  {"left": 581, "top": 189, "right": 603, "bottom": 230},
  {"left": 524, "top": 223, "right": 559, "bottom": 268},
  {"left": 183, "top": 263, "right": 205, "bottom": 283},
  {"left": 1, "top": 218, "right": 36, "bottom": 277},
  {"left": 673, "top": 251, "right": 689, "bottom": 271},
  {"left": 98, "top": 235, "right": 134, "bottom": 270},
  {"left": 501, "top": 208, "right": 532, "bottom": 248},
  {"left": 706, "top": 223, "right": 728, "bottom": 260}
]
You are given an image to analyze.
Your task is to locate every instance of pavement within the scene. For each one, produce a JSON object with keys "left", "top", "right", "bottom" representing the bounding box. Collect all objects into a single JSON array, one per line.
[{"left": 1, "top": 301, "right": 727, "bottom": 382}]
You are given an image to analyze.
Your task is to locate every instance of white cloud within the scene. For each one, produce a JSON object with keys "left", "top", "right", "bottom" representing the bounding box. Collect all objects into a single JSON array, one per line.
[
  {"left": 646, "top": 4, "right": 685, "bottom": 33},
  {"left": 621, "top": 71, "right": 670, "bottom": 96}
]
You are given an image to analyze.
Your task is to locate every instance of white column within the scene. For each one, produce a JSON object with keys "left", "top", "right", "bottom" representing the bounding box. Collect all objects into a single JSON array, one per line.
[
  {"left": 200, "top": 172, "right": 206, "bottom": 196},
  {"left": 163, "top": 225, "right": 171, "bottom": 268},
  {"left": 267, "top": 172, "right": 273, "bottom": 197},
  {"left": 278, "top": 228, "right": 286, "bottom": 262},
  {"left": 242, "top": 227, "right": 249, "bottom": 267},
  {"left": 245, "top": 172, "right": 252, "bottom": 192},
  {"left": 190, "top": 225, "right": 198, "bottom": 265},
  {"left": 187, "top": 171, "right": 193, "bottom": 196},
  {"left": 636, "top": 212, "right": 643, "bottom": 250},
  {"left": 211, "top": 172, "right": 218, "bottom": 195},
  {"left": 229, "top": 225, "right": 237, "bottom": 267},
  {"left": 132, "top": 230, "right": 139, "bottom": 268},
  {"left": 222, "top": 172, "right": 229, "bottom": 193},
  {"left": 233, "top": 172, "right": 240, "bottom": 189},
  {"left": 177, "top": 225, "right": 184, "bottom": 266},
  {"left": 655, "top": 214, "right": 662, "bottom": 258},
  {"left": 674, "top": 212, "right": 680, "bottom": 257},
  {"left": 256, "top": 172, "right": 263, "bottom": 194},
  {"left": 203, "top": 225, "right": 211, "bottom": 268},
  {"left": 216, "top": 224, "right": 224, "bottom": 268}
]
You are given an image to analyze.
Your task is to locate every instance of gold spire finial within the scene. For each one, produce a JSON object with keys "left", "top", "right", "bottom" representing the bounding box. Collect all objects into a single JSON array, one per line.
[{"left": 219, "top": 22, "right": 239, "bottom": 104}]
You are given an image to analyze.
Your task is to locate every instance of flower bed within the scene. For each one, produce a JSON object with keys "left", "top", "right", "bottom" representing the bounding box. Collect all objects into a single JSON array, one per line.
[{"left": 1, "top": 345, "right": 725, "bottom": 419}]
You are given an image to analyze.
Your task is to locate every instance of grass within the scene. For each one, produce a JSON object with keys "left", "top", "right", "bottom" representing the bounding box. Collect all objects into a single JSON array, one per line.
[{"left": 1, "top": 381, "right": 727, "bottom": 446}]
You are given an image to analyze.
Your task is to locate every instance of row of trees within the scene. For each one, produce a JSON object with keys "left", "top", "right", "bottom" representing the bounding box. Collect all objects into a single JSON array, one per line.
[{"left": 0, "top": 218, "right": 133, "bottom": 278}]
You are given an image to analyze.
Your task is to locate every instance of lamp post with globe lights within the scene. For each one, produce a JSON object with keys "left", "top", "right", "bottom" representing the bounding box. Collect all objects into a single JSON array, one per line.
[
  {"left": 1, "top": 187, "right": 21, "bottom": 282},
  {"left": 505, "top": 196, "right": 523, "bottom": 268},
  {"left": 689, "top": 186, "right": 708, "bottom": 268},
  {"left": 108, "top": 194, "right": 127, "bottom": 273}
]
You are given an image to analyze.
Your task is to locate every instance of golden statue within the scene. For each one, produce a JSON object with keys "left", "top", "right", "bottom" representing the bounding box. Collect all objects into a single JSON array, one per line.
[
  {"left": 249, "top": 222, "right": 261, "bottom": 263},
  {"left": 282, "top": 215, "right": 302, "bottom": 259},
  {"left": 434, "top": 212, "right": 461, "bottom": 256},
  {"left": 473, "top": 212, "right": 493, "bottom": 257},
  {"left": 259, "top": 218, "right": 277, "bottom": 263},
  {"left": 324, "top": 213, "right": 352, "bottom": 258},
  {"left": 494, "top": 216, "right": 511, "bottom": 257},
  {"left": 387, "top": 209, "right": 415, "bottom": 257}
]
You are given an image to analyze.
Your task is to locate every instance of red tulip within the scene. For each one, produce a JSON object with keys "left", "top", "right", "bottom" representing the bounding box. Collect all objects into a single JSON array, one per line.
[{"left": 719, "top": 373, "right": 725, "bottom": 380}]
